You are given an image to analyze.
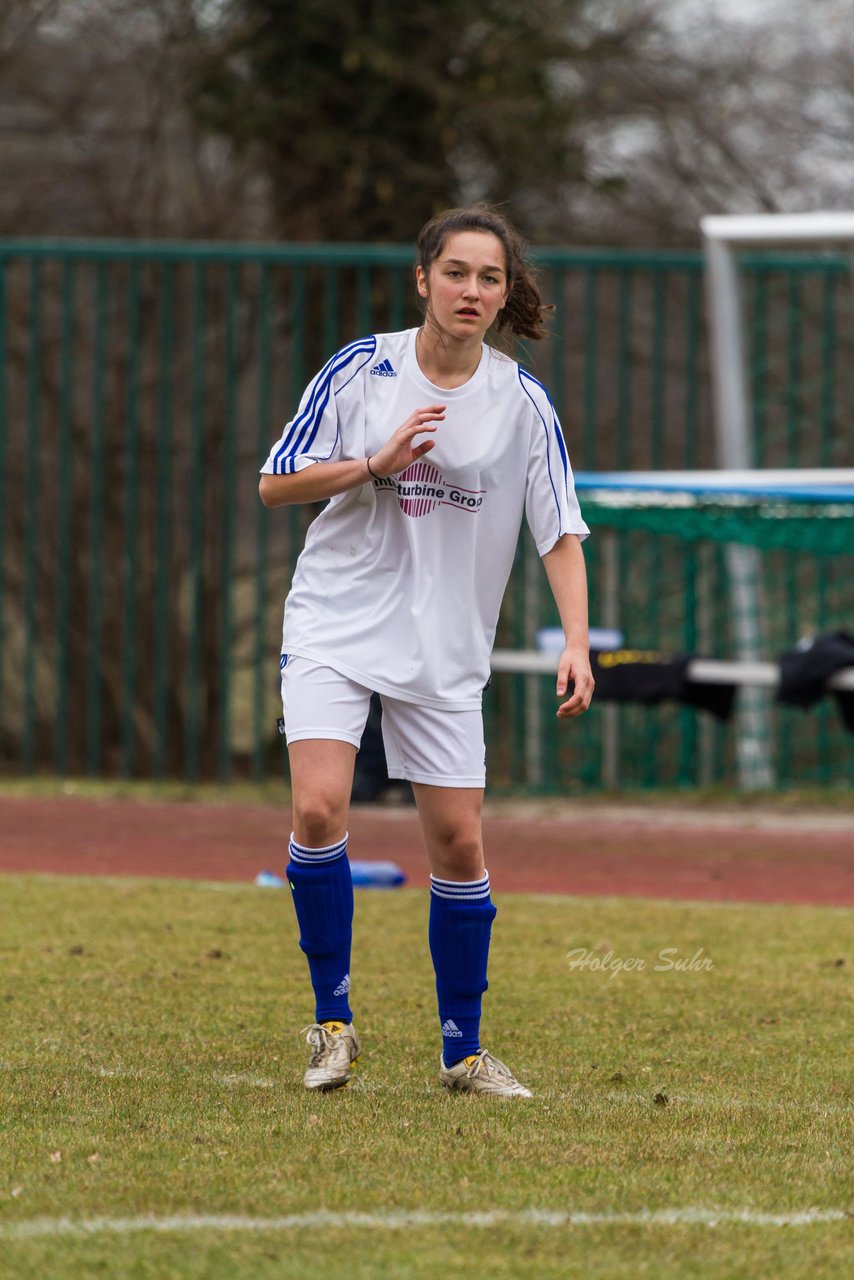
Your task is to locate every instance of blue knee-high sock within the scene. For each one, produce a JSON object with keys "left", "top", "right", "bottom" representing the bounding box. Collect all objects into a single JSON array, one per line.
[
  {"left": 429, "top": 871, "right": 497, "bottom": 1067},
  {"left": 287, "top": 833, "right": 354, "bottom": 1024}
]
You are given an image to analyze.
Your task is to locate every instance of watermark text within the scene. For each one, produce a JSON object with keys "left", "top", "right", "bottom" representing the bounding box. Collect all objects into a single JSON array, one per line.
[{"left": 566, "top": 946, "right": 714, "bottom": 978}]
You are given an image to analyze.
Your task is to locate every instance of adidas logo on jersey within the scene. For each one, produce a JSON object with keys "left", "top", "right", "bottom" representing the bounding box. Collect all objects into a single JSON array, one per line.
[
  {"left": 333, "top": 973, "right": 351, "bottom": 997},
  {"left": 441, "top": 1019, "right": 463, "bottom": 1038},
  {"left": 370, "top": 358, "right": 397, "bottom": 377}
]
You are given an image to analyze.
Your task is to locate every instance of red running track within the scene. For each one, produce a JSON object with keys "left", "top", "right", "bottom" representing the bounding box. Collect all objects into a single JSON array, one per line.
[{"left": 0, "top": 795, "right": 851, "bottom": 905}]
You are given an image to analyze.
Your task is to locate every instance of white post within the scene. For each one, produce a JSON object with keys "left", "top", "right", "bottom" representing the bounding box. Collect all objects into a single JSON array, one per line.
[
  {"left": 702, "top": 226, "right": 774, "bottom": 790},
  {"left": 701, "top": 211, "right": 854, "bottom": 789},
  {"left": 601, "top": 529, "right": 620, "bottom": 789},
  {"left": 704, "top": 236, "right": 752, "bottom": 471},
  {"left": 523, "top": 537, "right": 542, "bottom": 790}
]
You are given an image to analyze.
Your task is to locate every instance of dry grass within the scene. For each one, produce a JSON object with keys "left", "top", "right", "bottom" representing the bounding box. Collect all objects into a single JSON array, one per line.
[{"left": 0, "top": 874, "right": 850, "bottom": 1278}]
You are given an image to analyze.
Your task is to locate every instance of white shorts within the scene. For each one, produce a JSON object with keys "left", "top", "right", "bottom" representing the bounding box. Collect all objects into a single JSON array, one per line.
[{"left": 280, "top": 656, "right": 486, "bottom": 788}]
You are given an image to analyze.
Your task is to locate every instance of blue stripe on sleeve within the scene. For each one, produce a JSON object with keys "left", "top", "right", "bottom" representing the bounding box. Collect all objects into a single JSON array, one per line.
[
  {"left": 518, "top": 368, "right": 566, "bottom": 523},
  {"left": 272, "top": 336, "right": 377, "bottom": 474},
  {"left": 551, "top": 409, "right": 570, "bottom": 487},
  {"left": 278, "top": 336, "right": 374, "bottom": 458}
]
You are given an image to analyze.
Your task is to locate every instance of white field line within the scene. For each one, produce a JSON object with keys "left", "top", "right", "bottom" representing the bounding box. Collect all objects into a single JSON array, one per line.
[
  {"left": 68, "top": 1066, "right": 276, "bottom": 1088},
  {"left": 600, "top": 1092, "right": 852, "bottom": 1114},
  {"left": 1, "top": 1207, "right": 847, "bottom": 1240},
  {"left": 217, "top": 1072, "right": 275, "bottom": 1089}
]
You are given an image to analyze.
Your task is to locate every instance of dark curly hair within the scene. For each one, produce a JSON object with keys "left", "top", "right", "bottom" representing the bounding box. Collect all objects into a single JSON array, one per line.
[{"left": 416, "top": 204, "right": 550, "bottom": 341}]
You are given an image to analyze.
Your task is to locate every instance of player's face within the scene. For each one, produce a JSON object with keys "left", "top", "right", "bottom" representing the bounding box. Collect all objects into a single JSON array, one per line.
[{"left": 416, "top": 231, "right": 508, "bottom": 340}]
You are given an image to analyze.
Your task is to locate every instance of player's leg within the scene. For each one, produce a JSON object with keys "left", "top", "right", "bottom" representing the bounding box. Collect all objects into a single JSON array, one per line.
[
  {"left": 381, "top": 702, "right": 531, "bottom": 1097},
  {"left": 289, "top": 737, "right": 355, "bottom": 850},
  {"left": 281, "top": 658, "right": 369, "bottom": 1089},
  {"left": 413, "top": 782, "right": 493, "bottom": 1055}
]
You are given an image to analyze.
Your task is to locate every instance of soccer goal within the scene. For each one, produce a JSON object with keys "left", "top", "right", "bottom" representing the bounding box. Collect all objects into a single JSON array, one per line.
[
  {"left": 490, "top": 469, "right": 854, "bottom": 792},
  {"left": 702, "top": 214, "right": 854, "bottom": 787},
  {"left": 488, "top": 216, "right": 854, "bottom": 794},
  {"left": 701, "top": 212, "right": 854, "bottom": 473}
]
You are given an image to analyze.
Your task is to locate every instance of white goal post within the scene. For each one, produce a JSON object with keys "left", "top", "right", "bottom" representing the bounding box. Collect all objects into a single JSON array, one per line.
[
  {"left": 701, "top": 212, "right": 854, "bottom": 475},
  {"left": 701, "top": 212, "right": 854, "bottom": 790}
]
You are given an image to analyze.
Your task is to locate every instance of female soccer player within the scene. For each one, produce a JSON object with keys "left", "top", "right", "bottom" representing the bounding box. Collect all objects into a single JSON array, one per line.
[{"left": 259, "top": 205, "right": 593, "bottom": 1097}]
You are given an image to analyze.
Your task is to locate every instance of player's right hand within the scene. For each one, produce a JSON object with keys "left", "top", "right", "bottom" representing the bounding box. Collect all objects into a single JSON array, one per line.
[{"left": 367, "top": 405, "right": 445, "bottom": 478}]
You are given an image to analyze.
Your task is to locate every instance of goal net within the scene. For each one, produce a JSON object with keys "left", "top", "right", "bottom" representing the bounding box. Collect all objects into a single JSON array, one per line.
[
  {"left": 487, "top": 470, "right": 854, "bottom": 795},
  {"left": 488, "top": 214, "right": 854, "bottom": 795},
  {"left": 702, "top": 214, "right": 854, "bottom": 786}
]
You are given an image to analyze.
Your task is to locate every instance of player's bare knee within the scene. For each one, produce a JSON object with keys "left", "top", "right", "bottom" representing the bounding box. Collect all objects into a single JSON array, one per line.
[
  {"left": 429, "top": 829, "right": 484, "bottom": 879},
  {"left": 292, "top": 792, "right": 347, "bottom": 848}
]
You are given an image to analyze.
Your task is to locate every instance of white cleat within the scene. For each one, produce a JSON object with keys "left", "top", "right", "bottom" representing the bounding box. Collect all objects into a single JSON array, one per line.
[
  {"left": 301, "top": 1021, "right": 361, "bottom": 1091},
  {"left": 439, "top": 1048, "right": 533, "bottom": 1098}
]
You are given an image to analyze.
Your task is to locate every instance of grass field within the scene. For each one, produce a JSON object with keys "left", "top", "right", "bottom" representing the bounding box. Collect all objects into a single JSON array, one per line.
[{"left": 0, "top": 872, "right": 850, "bottom": 1278}]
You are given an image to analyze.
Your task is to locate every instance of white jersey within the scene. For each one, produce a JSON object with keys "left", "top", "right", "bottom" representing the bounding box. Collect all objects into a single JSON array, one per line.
[{"left": 261, "top": 328, "right": 589, "bottom": 710}]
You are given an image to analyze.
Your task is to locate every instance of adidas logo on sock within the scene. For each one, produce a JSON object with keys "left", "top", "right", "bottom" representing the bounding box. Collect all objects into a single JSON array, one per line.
[
  {"left": 442, "top": 1019, "right": 463, "bottom": 1037},
  {"left": 333, "top": 973, "right": 351, "bottom": 997},
  {"left": 370, "top": 358, "right": 397, "bottom": 377}
]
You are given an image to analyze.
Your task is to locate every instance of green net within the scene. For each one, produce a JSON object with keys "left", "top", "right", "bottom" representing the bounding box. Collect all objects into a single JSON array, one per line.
[
  {"left": 582, "top": 490, "right": 854, "bottom": 554},
  {"left": 580, "top": 487, "right": 854, "bottom": 660},
  {"left": 487, "top": 474, "right": 854, "bottom": 794}
]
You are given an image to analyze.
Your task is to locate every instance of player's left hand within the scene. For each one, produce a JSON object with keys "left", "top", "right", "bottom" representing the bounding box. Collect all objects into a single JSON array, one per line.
[{"left": 555, "top": 646, "right": 594, "bottom": 718}]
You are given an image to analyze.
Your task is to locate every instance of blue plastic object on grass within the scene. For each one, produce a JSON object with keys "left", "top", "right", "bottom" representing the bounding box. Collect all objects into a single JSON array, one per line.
[
  {"left": 255, "top": 870, "right": 287, "bottom": 888},
  {"left": 255, "top": 863, "right": 406, "bottom": 889},
  {"left": 350, "top": 860, "right": 407, "bottom": 888}
]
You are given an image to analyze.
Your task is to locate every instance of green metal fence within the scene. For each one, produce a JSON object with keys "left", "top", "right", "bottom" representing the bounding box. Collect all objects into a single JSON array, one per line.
[{"left": 0, "top": 239, "right": 851, "bottom": 791}]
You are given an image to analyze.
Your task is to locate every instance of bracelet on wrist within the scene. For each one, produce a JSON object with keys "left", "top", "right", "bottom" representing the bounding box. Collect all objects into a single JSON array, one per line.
[{"left": 366, "top": 456, "right": 381, "bottom": 480}]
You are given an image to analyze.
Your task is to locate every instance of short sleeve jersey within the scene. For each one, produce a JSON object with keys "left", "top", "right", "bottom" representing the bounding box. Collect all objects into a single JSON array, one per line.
[{"left": 261, "top": 328, "right": 589, "bottom": 710}]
